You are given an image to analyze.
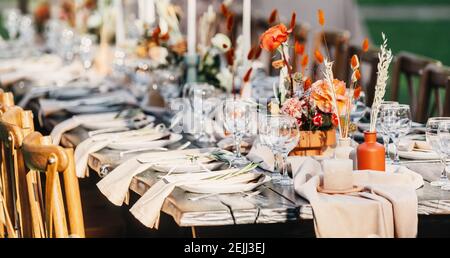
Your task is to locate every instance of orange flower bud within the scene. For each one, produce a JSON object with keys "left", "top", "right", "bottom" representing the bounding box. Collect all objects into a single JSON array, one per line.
[
  {"left": 301, "top": 54, "right": 309, "bottom": 68},
  {"left": 362, "top": 38, "right": 369, "bottom": 52},
  {"left": 268, "top": 9, "right": 278, "bottom": 24},
  {"left": 350, "top": 55, "right": 360, "bottom": 69},
  {"left": 318, "top": 9, "right": 325, "bottom": 26},
  {"left": 354, "top": 86, "right": 362, "bottom": 99},
  {"left": 314, "top": 49, "right": 324, "bottom": 64},
  {"left": 295, "top": 41, "right": 305, "bottom": 56}
]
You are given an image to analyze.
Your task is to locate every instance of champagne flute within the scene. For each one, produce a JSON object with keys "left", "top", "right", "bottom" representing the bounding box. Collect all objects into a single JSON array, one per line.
[
  {"left": 426, "top": 117, "right": 450, "bottom": 188},
  {"left": 223, "top": 99, "right": 251, "bottom": 166}
]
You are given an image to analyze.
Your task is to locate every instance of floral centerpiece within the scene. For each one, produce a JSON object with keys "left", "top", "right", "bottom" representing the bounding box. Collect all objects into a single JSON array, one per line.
[
  {"left": 135, "top": 0, "right": 186, "bottom": 69},
  {"left": 197, "top": 1, "right": 259, "bottom": 94},
  {"left": 259, "top": 9, "right": 366, "bottom": 156}
]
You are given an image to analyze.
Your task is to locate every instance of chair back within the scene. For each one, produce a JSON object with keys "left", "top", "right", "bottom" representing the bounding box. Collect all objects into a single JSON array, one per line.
[
  {"left": 390, "top": 52, "right": 441, "bottom": 120},
  {"left": 312, "top": 30, "right": 351, "bottom": 81},
  {"left": 0, "top": 106, "right": 34, "bottom": 237},
  {"left": 345, "top": 45, "right": 380, "bottom": 106},
  {"left": 22, "top": 132, "right": 84, "bottom": 238},
  {"left": 0, "top": 90, "right": 15, "bottom": 114},
  {"left": 416, "top": 64, "right": 450, "bottom": 123}
]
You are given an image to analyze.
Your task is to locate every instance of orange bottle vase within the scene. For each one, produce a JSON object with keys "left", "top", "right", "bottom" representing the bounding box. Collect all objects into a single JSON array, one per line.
[{"left": 357, "top": 131, "right": 385, "bottom": 171}]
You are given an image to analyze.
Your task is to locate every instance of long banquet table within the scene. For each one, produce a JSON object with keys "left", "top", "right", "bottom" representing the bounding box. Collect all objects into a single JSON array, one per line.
[{"left": 45, "top": 111, "right": 450, "bottom": 237}]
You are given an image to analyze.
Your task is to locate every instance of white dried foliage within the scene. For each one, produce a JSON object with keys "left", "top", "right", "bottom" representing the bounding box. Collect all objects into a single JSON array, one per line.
[
  {"left": 370, "top": 33, "right": 393, "bottom": 132},
  {"left": 322, "top": 59, "right": 343, "bottom": 137}
]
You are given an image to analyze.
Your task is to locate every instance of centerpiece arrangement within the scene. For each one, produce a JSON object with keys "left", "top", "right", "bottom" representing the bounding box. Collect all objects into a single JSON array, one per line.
[{"left": 259, "top": 9, "right": 366, "bottom": 156}]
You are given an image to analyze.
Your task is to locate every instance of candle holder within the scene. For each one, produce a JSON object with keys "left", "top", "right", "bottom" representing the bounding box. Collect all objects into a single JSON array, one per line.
[{"left": 184, "top": 54, "right": 199, "bottom": 83}]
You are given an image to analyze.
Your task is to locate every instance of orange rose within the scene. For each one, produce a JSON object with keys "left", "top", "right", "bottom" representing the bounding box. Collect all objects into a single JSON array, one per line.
[
  {"left": 310, "top": 79, "right": 347, "bottom": 115},
  {"left": 259, "top": 24, "right": 289, "bottom": 52}
]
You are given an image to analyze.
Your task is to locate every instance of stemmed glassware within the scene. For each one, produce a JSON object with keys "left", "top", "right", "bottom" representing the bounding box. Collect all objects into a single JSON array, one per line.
[
  {"left": 376, "top": 101, "right": 399, "bottom": 163},
  {"left": 79, "top": 34, "right": 96, "bottom": 70},
  {"left": 426, "top": 117, "right": 450, "bottom": 189},
  {"left": 380, "top": 104, "right": 411, "bottom": 164},
  {"left": 222, "top": 99, "right": 251, "bottom": 166},
  {"left": 4, "top": 8, "right": 20, "bottom": 41},
  {"left": 188, "top": 83, "right": 216, "bottom": 143},
  {"left": 437, "top": 120, "right": 450, "bottom": 191},
  {"left": 259, "top": 114, "right": 300, "bottom": 185}
]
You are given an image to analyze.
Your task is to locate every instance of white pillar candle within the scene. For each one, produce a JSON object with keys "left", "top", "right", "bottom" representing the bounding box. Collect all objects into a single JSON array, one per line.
[
  {"left": 242, "top": 0, "right": 251, "bottom": 62},
  {"left": 114, "top": 0, "right": 125, "bottom": 46},
  {"left": 322, "top": 159, "right": 354, "bottom": 191},
  {"left": 187, "top": 0, "right": 197, "bottom": 56},
  {"left": 138, "top": 0, "right": 145, "bottom": 23},
  {"left": 146, "top": 0, "right": 156, "bottom": 25}
]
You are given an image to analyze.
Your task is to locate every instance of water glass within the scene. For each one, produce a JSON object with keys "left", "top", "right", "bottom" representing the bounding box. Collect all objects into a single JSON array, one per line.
[
  {"left": 376, "top": 101, "right": 399, "bottom": 163},
  {"left": 223, "top": 99, "right": 251, "bottom": 166},
  {"left": 381, "top": 104, "right": 411, "bottom": 164},
  {"left": 426, "top": 117, "right": 450, "bottom": 188},
  {"left": 259, "top": 114, "right": 300, "bottom": 185},
  {"left": 437, "top": 120, "right": 450, "bottom": 190}
]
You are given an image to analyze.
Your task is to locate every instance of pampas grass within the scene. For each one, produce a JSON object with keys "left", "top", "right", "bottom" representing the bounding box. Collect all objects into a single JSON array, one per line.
[{"left": 369, "top": 33, "right": 393, "bottom": 132}]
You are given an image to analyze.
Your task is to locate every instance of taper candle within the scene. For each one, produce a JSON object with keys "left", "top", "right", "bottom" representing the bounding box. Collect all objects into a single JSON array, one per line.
[
  {"left": 114, "top": 0, "right": 125, "bottom": 46},
  {"left": 242, "top": 0, "right": 251, "bottom": 62},
  {"left": 187, "top": 0, "right": 197, "bottom": 56}
]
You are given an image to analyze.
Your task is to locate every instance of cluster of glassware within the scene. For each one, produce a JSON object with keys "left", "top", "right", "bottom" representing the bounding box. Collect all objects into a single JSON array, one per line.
[{"left": 1, "top": 8, "right": 37, "bottom": 57}]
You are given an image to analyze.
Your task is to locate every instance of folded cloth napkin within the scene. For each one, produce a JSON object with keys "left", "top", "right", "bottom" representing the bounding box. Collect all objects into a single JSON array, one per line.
[
  {"left": 97, "top": 149, "right": 212, "bottom": 206},
  {"left": 291, "top": 157, "right": 423, "bottom": 238},
  {"left": 398, "top": 140, "right": 432, "bottom": 152},
  {"left": 74, "top": 127, "right": 167, "bottom": 178},
  {"left": 50, "top": 112, "right": 118, "bottom": 145},
  {"left": 246, "top": 141, "right": 275, "bottom": 171},
  {"left": 129, "top": 168, "right": 248, "bottom": 229}
]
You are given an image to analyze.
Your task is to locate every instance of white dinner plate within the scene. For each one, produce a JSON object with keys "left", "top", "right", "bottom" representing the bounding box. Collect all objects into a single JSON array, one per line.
[
  {"left": 179, "top": 173, "right": 271, "bottom": 194},
  {"left": 152, "top": 161, "right": 224, "bottom": 173},
  {"left": 80, "top": 115, "right": 155, "bottom": 130},
  {"left": 107, "top": 133, "right": 182, "bottom": 150},
  {"left": 66, "top": 104, "right": 123, "bottom": 114},
  {"left": 398, "top": 150, "right": 440, "bottom": 160}
]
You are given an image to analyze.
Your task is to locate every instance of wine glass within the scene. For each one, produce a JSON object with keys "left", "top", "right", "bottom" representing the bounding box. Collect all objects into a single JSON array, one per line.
[
  {"left": 60, "top": 27, "right": 76, "bottom": 62},
  {"left": 381, "top": 104, "right": 411, "bottom": 165},
  {"left": 222, "top": 99, "right": 251, "bottom": 166},
  {"left": 426, "top": 117, "right": 450, "bottom": 188},
  {"left": 79, "top": 34, "right": 96, "bottom": 70},
  {"left": 437, "top": 120, "right": 450, "bottom": 191},
  {"left": 4, "top": 8, "right": 20, "bottom": 41},
  {"left": 189, "top": 83, "right": 216, "bottom": 143},
  {"left": 376, "top": 101, "right": 399, "bottom": 163},
  {"left": 260, "top": 114, "right": 300, "bottom": 185},
  {"left": 156, "top": 67, "right": 183, "bottom": 108}
]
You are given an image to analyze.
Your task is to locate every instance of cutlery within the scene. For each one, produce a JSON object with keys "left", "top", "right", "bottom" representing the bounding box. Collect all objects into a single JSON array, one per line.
[
  {"left": 188, "top": 193, "right": 219, "bottom": 201},
  {"left": 119, "top": 147, "right": 169, "bottom": 158},
  {"left": 398, "top": 159, "right": 450, "bottom": 164}
]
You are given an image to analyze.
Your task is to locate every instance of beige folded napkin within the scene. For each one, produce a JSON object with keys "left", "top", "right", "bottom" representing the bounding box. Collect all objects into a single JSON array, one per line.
[
  {"left": 291, "top": 157, "right": 422, "bottom": 238},
  {"left": 246, "top": 141, "right": 275, "bottom": 171},
  {"left": 97, "top": 149, "right": 212, "bottom": 206},
  {"left": 398, "top": 140, "right": 432, "bottom": 152},
  {"left": 50, "top": 112, "right": 115, "bottom": 145}
]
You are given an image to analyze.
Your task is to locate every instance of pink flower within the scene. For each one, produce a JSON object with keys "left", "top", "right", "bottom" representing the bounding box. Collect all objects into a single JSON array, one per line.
[{"left": 281, "top": 98, "right": 303, "bottom": 119}]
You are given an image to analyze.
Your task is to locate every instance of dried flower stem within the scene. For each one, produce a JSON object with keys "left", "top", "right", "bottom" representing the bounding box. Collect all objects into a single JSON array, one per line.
[
  {"left": 323, "top": 59, "right": 343, "bottom": 137},
  {"left": 370, "top": 33, "right": 393, "bottom": 132}
]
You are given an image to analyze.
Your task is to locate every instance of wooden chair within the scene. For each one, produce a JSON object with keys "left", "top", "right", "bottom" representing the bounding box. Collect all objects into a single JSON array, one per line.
[
  {"left": 391, "top": 52, "right": 441, "bottom": 120},
  {"left": 0, "top": 90, "right": 15, "bottom": 114},
  {"left": 0, "top": 106, "right": 34, "bottom": 237},
  {"left": 415, "top": 64, "right": 450, "bottom": 123},
  {"left": 345, "top": 45, "right": 380, "bottom": 106},
  {"left": 312, "top": 30, "right": 351, "bottom": 81},
  {"left": 22, "top": 131, "right": 84, "bottom": 238}
]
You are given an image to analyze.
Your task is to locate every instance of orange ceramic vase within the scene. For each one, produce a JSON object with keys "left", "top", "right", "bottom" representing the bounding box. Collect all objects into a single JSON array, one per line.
[{"left": 357, "top": 131, "right": 385, "bottom": 171}]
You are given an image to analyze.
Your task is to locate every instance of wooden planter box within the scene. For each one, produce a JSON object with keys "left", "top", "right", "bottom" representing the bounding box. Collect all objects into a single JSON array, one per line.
[{"left": 290, "top": 129, "right": 337, "bottom": 156}]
